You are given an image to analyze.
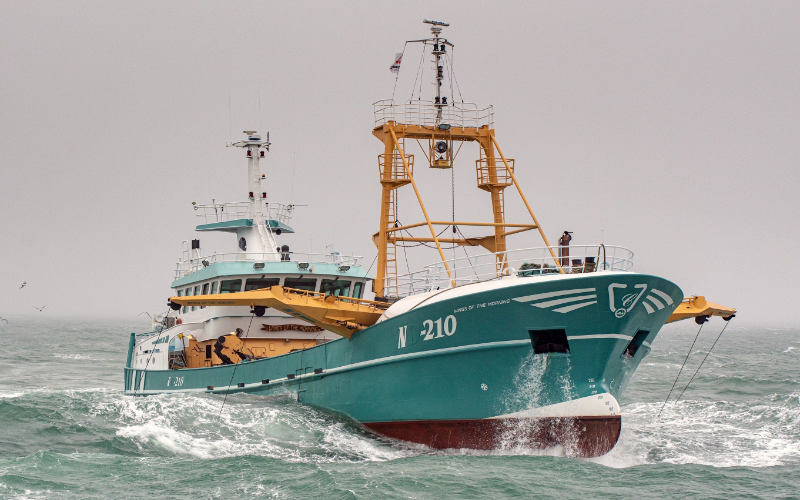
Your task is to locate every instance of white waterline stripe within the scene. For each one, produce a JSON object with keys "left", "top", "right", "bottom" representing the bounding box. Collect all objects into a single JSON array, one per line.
[
  {"left": 553, "top": 300, "right": 597, "bottom": 313},
  {"left": 532, "top": 294, "right": 597, "bottom": 308},
  {"left": 651, "top": 288, "right": 674, "bottom": 305},
  {"left": 513, "top": 288, "right": 596, "bottom": 303}
]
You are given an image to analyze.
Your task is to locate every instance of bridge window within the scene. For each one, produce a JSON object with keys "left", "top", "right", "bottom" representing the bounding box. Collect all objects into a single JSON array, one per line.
[
  {"left": 200, "top": 283, "right": 210, "bottom": 309},
  {"left": 192, "top": 285, "right": 201, "bottom": 311},
  {"left": 183, "top": 287, "right": 192, "bottom": 313},
  {"left": 220, "top": 279, "right": 243, "bottom": 294},
  {"left": 245, "top": 278, "right": 280, "bottom": 291},
  {"left": 284, "top": 277, "right": 317, "bottom": 291},
  {"left": 210, "top": 281, "right": 219, "bottom": 294},
  {"left": 352, "top": 281, "right": 364, "bottom": 299},
  {"left": 321, "top": 279, "right": 351, "bottom": 297}
]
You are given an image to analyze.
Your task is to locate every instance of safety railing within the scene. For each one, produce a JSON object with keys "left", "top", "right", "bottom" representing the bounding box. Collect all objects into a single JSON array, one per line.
[
  {"left": 192, "top": 201, "right": 295, "bottom": 225},
  {"left": 373, "top": 99, "right": 494, "bottom": 128},
  {"left": 385, "top": 245, "right": 634, "bottom": 298},
  {"left": 174, "top": 251, "right": 364, "bottom": 280},
  {"left": 475, "top": 157, "right": 514, "bottom": 190}
]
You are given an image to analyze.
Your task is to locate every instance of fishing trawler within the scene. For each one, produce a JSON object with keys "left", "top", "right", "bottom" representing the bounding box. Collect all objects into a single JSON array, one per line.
[{"left": 125, "top": 21, "right": 735, "bottom": 457}]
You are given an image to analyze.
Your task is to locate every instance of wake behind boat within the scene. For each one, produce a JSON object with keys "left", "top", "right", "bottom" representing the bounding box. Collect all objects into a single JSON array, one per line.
[{"left": 126, "top": 21, "right": 735, "bottom": 457}]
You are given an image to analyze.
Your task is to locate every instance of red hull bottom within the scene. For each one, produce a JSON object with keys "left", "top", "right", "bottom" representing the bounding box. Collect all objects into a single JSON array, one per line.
[{"left": 364, "top": 415, "right": 621, "bottom": 458}]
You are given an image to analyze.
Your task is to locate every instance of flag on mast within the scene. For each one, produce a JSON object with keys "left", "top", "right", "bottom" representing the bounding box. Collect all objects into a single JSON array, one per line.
[{"left": 389, "top": 53, "right": 403, "bottom": 73}]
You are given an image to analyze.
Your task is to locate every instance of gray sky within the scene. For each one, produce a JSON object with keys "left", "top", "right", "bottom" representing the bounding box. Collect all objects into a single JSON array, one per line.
[{"left": 1, "top": 1, "right": 797, "bottom": 326}]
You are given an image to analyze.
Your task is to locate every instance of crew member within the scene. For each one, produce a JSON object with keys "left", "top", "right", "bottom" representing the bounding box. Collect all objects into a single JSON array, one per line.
[{"left": 558, "top": 230, "right": 572, "bottom": 268}]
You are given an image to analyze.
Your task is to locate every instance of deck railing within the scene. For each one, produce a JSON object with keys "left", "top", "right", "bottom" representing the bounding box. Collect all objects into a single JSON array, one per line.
[
  {"left": 373, "top": 99, "right": 494, "bottom": 128},
  {"left": 386, "top": 245, "right": 634, "bottom": 298},
  {"left": 174, "top": 251, "right": 364, "bottom": 280},
  {"left": 192, "top": 201, "right": 295, "bottom": 225}
]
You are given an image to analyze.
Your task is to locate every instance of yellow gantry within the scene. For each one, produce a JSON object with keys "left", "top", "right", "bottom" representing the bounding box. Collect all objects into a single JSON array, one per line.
[
  {"left": 666, "top": 296, "right": 737, "bottom": 324},
  {"left": 372, "top": 122, "right": 564, "bottom": 299},
  {"left": 169, "top": 286, "right": 388, "bottom": 339}
]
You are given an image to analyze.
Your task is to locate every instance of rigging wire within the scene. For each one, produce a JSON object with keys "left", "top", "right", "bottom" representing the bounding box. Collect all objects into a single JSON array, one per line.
[
  {"left": 451, "top": 159, "right": 456, "bottom": 265},
  {"left": 674, "top": 317, "right": 735, "bottom": 403},
  {"left": 391, "top": 42, "right": 409, "bottom": 102},
  {"left": 447, "top": 49, "right": 465, "bottom": 103},
  {"left": 219, "top": 313, "right": 256, "bottom": 416},
  {"left": 361, "top": 253, "right": 378, "bottom": 279},
  {"left": 410, "top": 42, "right": 427, "bottom": 102},
  {"left": 657, "top": 320, "right": 706, "bottom": 419},
  {"left": 137, "top": 304, "right": 174, "bottom": 381}
]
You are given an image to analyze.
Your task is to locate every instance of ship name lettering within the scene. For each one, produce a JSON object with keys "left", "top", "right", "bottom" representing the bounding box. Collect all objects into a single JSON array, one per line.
[{"left": 166, "top": 376, "right": 184, "bottom": 387}]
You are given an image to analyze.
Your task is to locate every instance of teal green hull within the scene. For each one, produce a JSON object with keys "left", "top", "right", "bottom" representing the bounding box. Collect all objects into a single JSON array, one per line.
[{"left": 125, "top": 273, "right": 682, "bottom": 454}]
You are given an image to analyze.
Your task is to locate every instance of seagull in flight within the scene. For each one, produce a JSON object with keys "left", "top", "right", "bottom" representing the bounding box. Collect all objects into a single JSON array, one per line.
[
  {"left": 19, "top": 281, "right": 27, "bottom": 289},
  {"left": 32, "top": 305, "right": 47, "bottom": 312},
  {"left": 0, "top": 317, "right": 8, "bottom": 324}
]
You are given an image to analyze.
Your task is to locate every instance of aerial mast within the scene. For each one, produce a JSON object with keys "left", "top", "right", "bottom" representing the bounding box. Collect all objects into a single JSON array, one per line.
[
  {"left": 229, "top": 130, "right": 280, "bottom": 260},
  {"left": 424, "top": 19, "right": 449, "bottom": 126}
]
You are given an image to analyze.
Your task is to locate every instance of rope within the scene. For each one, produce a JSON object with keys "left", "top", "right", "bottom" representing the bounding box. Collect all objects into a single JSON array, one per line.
[
  {"left": 219, "top": 313, "right": 255, "bottom": 416},
  {"left": 451, "top": 161, "right": 456, "bottom": 265},
  {"left": 138, "top": 304, "right": 173, "bottom": 376},
  {"left": 361, "top": 254, "right": 377, "bottom": 279},
  {"left": 674, "top": 317, "right": 734, "bottom": 403},
  {"left": 446, "top": 49, "right": 464, "bottom": 103},
  {"left": 657, "top": 320, "right": 706, "bottom": 419}
]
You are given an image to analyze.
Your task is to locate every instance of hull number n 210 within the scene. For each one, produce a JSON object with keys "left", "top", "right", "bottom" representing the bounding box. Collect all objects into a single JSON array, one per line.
[{"left": 397, "top": 315, "right": 457, "bottom": 349}]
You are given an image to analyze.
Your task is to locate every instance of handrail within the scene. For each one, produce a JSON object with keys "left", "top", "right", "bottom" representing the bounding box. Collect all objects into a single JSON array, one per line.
[
  {"left": 385, "top": 245, "right": 635, "bottom": 298},
  {"left": 174, "top": 251, "right": 364, "bottom": 280}
]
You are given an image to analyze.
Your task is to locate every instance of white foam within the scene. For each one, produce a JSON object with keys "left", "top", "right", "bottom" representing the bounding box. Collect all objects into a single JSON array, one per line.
[
  {"left": 591, "top": 394, "right": 800, "bottom": 468},
  {"left": 108, "top": 393, "right": 411, "bottom": 463}
]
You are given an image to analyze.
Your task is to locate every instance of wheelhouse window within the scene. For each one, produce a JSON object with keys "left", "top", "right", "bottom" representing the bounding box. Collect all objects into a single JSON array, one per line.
[
  {"left": 183, "top": 287, "right": 192, "bottom": 313},
  {"left": 210, "top": 281, "right": 219, "bottom": 294},
  {"left": 220, "top": 279, "right": 243, "bottom": 294},
  {"left": 245, "top": 278, "right": 280, "bottom": 291},
  {"left": 200, "top": 283, "right": 210, "bottom": 309},
  {"left": 352, "top": 281, "right": 364, "bottom": 299},
  {"left": 283, "top": 277, "right": 317, "bottom": 292},
  {"left": 192, "top": 285, "right": 201, "bottom": 311},
  {"left": 321, "top": 279, "right": 351, "bottom": 297}
]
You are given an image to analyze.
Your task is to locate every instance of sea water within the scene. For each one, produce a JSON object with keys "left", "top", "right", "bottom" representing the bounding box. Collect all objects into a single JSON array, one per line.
[{"left": 1, "top": 317, "right": 798, "bottom": 499}]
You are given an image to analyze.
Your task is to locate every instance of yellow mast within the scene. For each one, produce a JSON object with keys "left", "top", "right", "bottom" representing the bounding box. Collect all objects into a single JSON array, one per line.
[{"left": 372, "top": 20, "right": 564, "bottom": 299}]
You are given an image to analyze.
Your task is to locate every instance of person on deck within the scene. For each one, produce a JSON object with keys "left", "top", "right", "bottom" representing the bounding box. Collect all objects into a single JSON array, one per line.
[{"left": 558, "top": 231, "right": 572, "bottom": 268}]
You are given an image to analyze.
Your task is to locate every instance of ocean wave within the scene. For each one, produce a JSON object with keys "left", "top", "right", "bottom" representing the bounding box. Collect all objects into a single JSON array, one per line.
[
  {"left": 106, "top": 393, "right": 411, "bottom": 463},
  {"left": 593, "top": 394, "right": 800, "bottom": 469}
]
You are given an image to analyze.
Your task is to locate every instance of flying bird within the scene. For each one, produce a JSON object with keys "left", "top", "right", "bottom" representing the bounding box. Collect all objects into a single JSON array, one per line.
[
  {"left": 19, "top": 281, "right": 27, "bottom": 289},
  {"left": 32, "top": 305, "right": 46, "bottom": 312},
  {"left": 0, "top": 317, "right": 8, "bottom": 324}
]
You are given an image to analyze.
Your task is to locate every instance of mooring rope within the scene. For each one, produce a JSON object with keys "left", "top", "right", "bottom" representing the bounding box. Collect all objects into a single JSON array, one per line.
[
  {"left": 219, "top": 312, "right": 256, "bottom": 416},
  {"left": 674, "top": 317, "right": 734, "bottom": 404},
  {"left": 657, "top": 319, "right": 706, "bottom": 419}
]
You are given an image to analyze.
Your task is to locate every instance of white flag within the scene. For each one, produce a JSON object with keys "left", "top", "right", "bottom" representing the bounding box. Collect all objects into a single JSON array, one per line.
[{"left": 389, "top": 52, "right": 403, "bottom": 73}]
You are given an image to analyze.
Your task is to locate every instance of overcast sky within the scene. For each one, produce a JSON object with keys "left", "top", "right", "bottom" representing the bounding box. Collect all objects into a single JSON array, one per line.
[{"left": 1, "top": 1, "right": 798, "bottom": 326}]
